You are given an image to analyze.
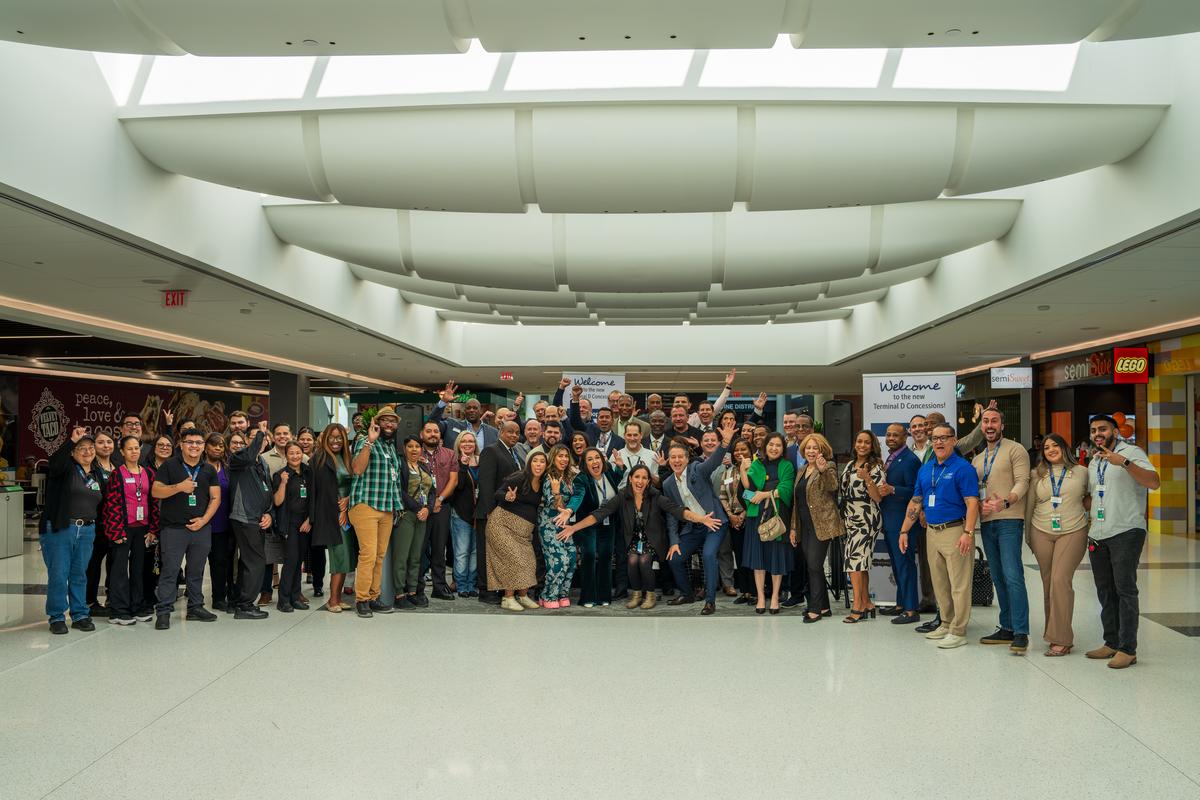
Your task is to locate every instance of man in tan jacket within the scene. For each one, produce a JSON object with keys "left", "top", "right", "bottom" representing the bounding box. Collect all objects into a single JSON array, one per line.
[{"left": 972, "top": 408, "right": 1031, "bottom": 653}]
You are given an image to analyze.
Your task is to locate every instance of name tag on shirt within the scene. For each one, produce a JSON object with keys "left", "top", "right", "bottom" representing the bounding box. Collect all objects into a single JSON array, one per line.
[
  {"left": 136, "top": 505, "right": 145, "bottom": 522},
  {"left": 928, "top": 495, "right": 936, "bottom": 508},
  {"left": 124, "top": 477, "right": 136, "bottom": 484}
]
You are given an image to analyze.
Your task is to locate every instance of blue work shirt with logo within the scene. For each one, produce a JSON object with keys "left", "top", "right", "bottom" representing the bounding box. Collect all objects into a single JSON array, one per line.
[{"left": 913, "top": 451, "right": 979, "bottom": 526}]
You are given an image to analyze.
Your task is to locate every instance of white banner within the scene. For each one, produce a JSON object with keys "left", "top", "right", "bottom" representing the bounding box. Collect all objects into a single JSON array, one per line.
[
  {"left": 862, "top": 372, "right": 958, "bottom": 444},
  {"left": 561, "top": 373, "right": 625, "bottom": 410},
  {"left": 990, "top": 366, "right": 1033, "bottom": 389}
]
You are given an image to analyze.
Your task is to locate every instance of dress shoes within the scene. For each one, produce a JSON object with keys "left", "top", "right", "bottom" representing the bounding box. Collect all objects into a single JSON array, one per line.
[
  {"left": 1107, "top": 651, "right": 1137, "bottom": 669},
  {"left": 667, "top": 593, "right": 695, "bottom": 606},
  {"left": 235, "top": 606, "right": 268, "bottom": 620},
  {"left": 701, "top": 602, "right": 716, "bottom": 616},
  {"left": 1086, "top": 645, "right": 1118, "bottom": 659},
  {"left": 915, "top": 616, "right": 943, "bottom": 634},
  {"left": 186, "top": 607, "right": 218, "bottom": 622},
  {"left": 155, "top": 614, "right": 170, "bottom": 630}
]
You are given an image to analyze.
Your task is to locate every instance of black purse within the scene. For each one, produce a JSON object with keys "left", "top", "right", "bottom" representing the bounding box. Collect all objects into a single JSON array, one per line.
[{"left": 971, "top": 546, "right": 994, "bottom": 606}]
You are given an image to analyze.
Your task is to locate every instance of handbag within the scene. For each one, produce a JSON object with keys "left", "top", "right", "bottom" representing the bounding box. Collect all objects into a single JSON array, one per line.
[
  {"left": 758, "top": 495, "right": 787, "bottom": 542},
  {"left": 971, "top": 546, "right": 994, "bottom": 606}
]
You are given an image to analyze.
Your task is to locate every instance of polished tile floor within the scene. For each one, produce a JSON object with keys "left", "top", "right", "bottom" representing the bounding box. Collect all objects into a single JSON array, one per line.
[{"left": 2, "top": 532, "right": 1199, "bottom": 799}]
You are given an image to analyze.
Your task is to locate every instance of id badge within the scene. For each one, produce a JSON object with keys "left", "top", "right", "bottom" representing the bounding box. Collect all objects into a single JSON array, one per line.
[
  {"left": 928, "top": 494, "right": 936, "bottom": 508},
  {"left": 188, "top": 494, "right": 198, "bottom": 507},
  {"left": 136, "top": 505, "right": 145, "bottom": 522},
  {"left": 1051, "top": 517, "right": 1061, "bottom": 532},
  {"left": 88, "top": 481, "right": 100, "bottom": 491},
  {"left": 1096, "top": 507, "right": 1105, "bottom": 521},
  {"left": 390, "top": 468, "right": 398, "bottom": 482},
  {"left": 299, "top": 485, "right": 307, "bottom": 499},
  {"left": 1051, "top": 496, "right": 1063, "bottom": 506},
  {"left": 979, "top": 482, "right": 987, "bottom": 494},
  {"left": 636, "top": 541, "right": 644, "bottom": 555}
]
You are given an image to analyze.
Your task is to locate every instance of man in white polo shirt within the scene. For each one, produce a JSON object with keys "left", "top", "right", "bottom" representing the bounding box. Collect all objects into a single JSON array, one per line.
[{"left": 1084, "top": 414, "right": 1159, "bottom": 670}]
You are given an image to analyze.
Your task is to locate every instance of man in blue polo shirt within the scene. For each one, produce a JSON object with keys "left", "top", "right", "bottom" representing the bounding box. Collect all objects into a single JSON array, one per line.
[{"left": 899, "top": 423, "right": 980, "bottom": 650}]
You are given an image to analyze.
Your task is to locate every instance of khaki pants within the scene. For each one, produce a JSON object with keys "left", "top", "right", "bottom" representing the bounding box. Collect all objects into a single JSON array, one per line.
[
  {"left": 1027, "top": 526, "right": 1087, "bottom": 647},
  {"left": 929, "top": 524, "right": 973, "bottom": 636},
  {"left": 349, "top": 504, "right": 394, "bottom": 603}
]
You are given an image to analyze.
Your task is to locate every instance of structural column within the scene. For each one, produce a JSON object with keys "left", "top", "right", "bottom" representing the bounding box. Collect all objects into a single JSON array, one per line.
[{"left": 269, "top": 371, "right": 310, "bottom": 431}]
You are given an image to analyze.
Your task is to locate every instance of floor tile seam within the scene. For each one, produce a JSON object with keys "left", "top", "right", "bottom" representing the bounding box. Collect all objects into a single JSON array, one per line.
[
  {"left": 36, "top": 610, "right": 314, "bottom": 800},
  {"left": 1018, "top": 654, "right": 1200, "bottom": 789}
]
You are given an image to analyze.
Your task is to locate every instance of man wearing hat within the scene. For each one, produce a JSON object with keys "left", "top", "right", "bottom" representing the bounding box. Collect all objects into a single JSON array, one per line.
[{"left": 348, "top": 406, "right": 404, "bottom": 618}]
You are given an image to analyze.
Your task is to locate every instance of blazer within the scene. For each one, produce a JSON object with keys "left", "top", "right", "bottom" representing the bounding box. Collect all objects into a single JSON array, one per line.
[
  {"left": 568, "top": 398, "right": 601, "bottom": 445},
  {"left": 589, "top": 486, "right": 686, "bottom": 556},
  {"left": 881, "top": 448, "right": 921, "bottom": 534},
  {"left": 475, "top": 440, "right": 523, "bottom": 520},
  {"left": 791, "top": 462, "right": 844, "bottom": 541},
  {"left": 429, "top": 401, "right": 499, "bottom": 452},
  {"left": 662, "top": 445, "right": 728, "bottom": 544},
  {"left": 572, "top": 465, "right": 624, "bottom": 526},
  {"left": 308, "top": 454, "right": 346, "bottom": 548}
]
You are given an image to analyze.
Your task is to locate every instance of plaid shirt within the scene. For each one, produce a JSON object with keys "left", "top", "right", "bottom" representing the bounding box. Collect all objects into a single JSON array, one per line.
[{"left": 350, "top": 436, "right": 402, "bottom": 512}]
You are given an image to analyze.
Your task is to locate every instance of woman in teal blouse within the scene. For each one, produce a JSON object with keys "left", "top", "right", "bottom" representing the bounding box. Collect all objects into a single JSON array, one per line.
[{"left": 740, "top": 433, "right": 795, "bottom": 614}]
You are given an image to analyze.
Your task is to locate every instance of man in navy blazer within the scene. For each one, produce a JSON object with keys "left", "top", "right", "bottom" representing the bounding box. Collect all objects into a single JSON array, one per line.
[
  {"left": 663, "top": 419, "right": 737, "bottom": 615},
  {"left": 879, "top": 423, "right": 922, "bottom": 624},
  {"left": 429, "top": 381, "right": 499, "bottom": 452}
]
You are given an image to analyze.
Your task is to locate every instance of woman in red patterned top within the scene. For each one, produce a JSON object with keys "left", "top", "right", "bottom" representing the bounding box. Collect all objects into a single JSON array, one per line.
[{"left": 102, "top": 435, "right": 161, "bottom": 625}]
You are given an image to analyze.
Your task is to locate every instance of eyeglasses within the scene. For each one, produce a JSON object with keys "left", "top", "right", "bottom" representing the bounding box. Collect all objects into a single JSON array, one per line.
[{"left": 930, "top": 435, "right": 955, "bottom": 443}]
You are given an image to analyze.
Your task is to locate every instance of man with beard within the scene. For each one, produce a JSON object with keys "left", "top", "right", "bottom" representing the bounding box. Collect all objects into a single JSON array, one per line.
[
  {"left": 1084, "top": 414, "right": 1158, "bottom": 669},
  {"left": 348, "top": 407, "right": 403, "bottom": 617},
  {"left": 879, "top": 423, "right": 922, "bottom": 624},
  {"left": 973, "top": 408, "right": 1031, "bottom": 653},
  {"left": 430, "top": 381, "right": 499, "bottom": 451},
  {"left": 475, "top": 421, "right": 524, "bottom": 603},
  {"left": 418, "top": 421, "right": 459, "bottom": 602}
]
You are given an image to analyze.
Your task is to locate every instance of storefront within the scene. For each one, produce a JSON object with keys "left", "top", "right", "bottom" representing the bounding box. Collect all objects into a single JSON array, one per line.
[
  {"left": 1037, "top": 347, "right": 1147, "bottom": 458},
  {"left": 956, "top": 371, "right": 1026, "bottom": 444},
  {"left": 1148, "top": 333, "right": 1200, "bottom": 535}
]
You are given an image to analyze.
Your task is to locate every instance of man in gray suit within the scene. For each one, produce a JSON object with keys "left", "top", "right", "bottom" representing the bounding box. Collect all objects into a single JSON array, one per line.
[{"left": 662, "top": 418, "right": 737, "bottom": 615}]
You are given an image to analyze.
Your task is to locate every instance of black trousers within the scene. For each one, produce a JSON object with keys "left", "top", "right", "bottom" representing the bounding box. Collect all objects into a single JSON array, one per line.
[
  {"left": 108, "top": 529, "right": 147, "bottom": 618},
  {"left": 915, "top": 525, "right": 935, "bottom": 609},
  {"left": 155, "top": 525, "right": 211, "bottom": 614},
  {"left": 730, "top": 524, "right": 753, "bottom": 594},
  {"left": 85, "top": 533, "right": 112, "bottom": 607},
  {"left": 419, "top": 504, "right": 453, "bottom": 594},
  {"left": 306, "top": 543, "right": 326, "bottom": 592},
  {"left": 612, "top": 536, "right": 630, "bottom": 595},
  {"left": 141, "top": 539, "right": 159, "bottom": 614},
  {"left": 799, "top": 524, "right": 831, "bottom": 614},
  {"left": 1089, "top": 527, "right": 1146, "bottom": 655},
  {"left": 279, "top": 526, "right": 305, "bottom": 605},
  {"left": 231, "top": 520, "right": 268, "bottom": 609},
  {"left": 474, "top": 516, "right": 490, "bottom": 593},
  {"left": 207, "top": 527, "right": 237, "bottom": 606}
]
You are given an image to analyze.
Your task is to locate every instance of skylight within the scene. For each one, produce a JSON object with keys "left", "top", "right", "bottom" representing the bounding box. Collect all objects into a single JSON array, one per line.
[
  {"left": 141, "top": 56, "right": 316, "bottom": 104},
  {"left": 893, "top": 43, "right": 1080, "bottom": 92},
  {"left": 700, "top": 36, "right": 887, "bottom": 88},
  {"left": 504, "top": 49, "right": 693, "bottom": 91},
  {"left": 92, "top": 52, "right": 142, "bottom": 105},
  {"left": 318, "top": 41, "right": 501, "bottom": 97}
]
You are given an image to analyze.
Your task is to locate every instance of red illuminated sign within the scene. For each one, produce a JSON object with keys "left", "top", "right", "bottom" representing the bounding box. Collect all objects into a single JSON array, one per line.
[
  {"left": 1113, "top": 347, "right": 1149, "bottom": 384},
  {"left": 162, "top": 289, "right": 189, "bottom": 308}
]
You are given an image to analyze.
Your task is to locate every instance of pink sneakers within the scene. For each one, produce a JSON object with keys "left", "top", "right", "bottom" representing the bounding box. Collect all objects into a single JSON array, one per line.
[{"left": 541, "top": 599, "right": 561, "bottom": 609}]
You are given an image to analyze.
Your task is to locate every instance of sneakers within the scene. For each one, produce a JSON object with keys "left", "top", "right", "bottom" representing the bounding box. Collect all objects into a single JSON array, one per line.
[
  {"left": 135, "top": 610, "right": 154, "bottom": 623},
  {"left": 393, "top": 596, "right": 415, "bottom": 611},
  {"left": 108, "top": 616, "right": 136, "bottom": 626},
  {"left": 938, "top": 633, "right": 967, "bottom": 649},
  {"left": 559, "top": 598, "right": 571, "bottom": 608},
  {"left": 410, "top": 593, "right": 430, "bottom": 608},
  {"left": 88, "top": 603, "right": 109, "bottom": 618},
  {"left": 500, "top": 596, "right": 524, "bottom": 612},
  {"left": 368, "top": 600, "right": 393, "bottom": 614},
  {"left": 1010, "top": 634, "right": 1030, "bottom": 654},
  {"left": 981, "top": 628, "right": 1015, "bottom": 645},
  {"left": 515, "top": 595, "right": 538, "bottom": 610},
  {"left": 49, "top": 620, "right": 68, "bottom": 635},
  {"left": 235, "top": 606, "right": 268, "bottom": 620},
  {"left": 186, "top": 607, "right": 218, "bottom": 622},
  {"left": 155, "top": 614, "right": 170, "bottom": 630},
  {"left": 924, "top": 625, "right": 951, "bottom": 640},
  {"left": 1086, "top": 645, "right": 1118, "bottom": 660},
  {"left": 1108, "top": 651, "right": 1137, "bottom": 669},
  {"left": 71, "top": 618, "right": 95, "bottom": 632},
  {"left": 582, "top": 602, "right": 595, "bottom": 608},
  {"left": 541, "top": 599, "right": 562, "bottom": 609},
  {"left": 355, "top": 601, "right": 373, "bottom": 618}
]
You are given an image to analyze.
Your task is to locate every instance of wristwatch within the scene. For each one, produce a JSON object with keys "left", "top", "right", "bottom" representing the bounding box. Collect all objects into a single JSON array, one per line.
[
  {"left": 1122, "top": 457, "right": 1131, "bottom": 467},
  {"left": 1003, "top": 499, "right": 1010, "bottom": 509}
]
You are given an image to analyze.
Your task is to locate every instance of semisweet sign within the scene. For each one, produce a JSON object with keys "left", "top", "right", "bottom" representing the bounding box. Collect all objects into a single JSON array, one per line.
[
  {"left": 1050, "top": 350, "right": 1113, "bottom": 387},
  {"left": 990, "top": 366, "right": 1033, "bottom": 390},
  {"left": 1112, "top": 347, "right": 1150, "bottom": 384},
  {"left": 162, "top": 289, "right": 189, "bottom": 308}
]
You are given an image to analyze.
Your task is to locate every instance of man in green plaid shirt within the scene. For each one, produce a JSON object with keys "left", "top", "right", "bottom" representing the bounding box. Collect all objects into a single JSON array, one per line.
[{"left": 349, "top": 406, "right": 402, "bottom": 618}]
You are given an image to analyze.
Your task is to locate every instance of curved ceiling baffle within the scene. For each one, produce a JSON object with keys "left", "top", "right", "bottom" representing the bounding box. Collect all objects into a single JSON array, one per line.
[{"left": 5, "top": 0, "right": 1200, "bottom": 54}]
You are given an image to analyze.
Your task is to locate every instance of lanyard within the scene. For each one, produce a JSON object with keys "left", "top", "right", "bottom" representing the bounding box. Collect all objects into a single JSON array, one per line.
[
  {"left": 183, "top": 462, "right": 201, "bottom": 482},
  {"left": 76, "top": 464, "right": 98, "bottom": 489},
  {"left": 980, "top": 444, "right": 1000, "bottom": 485},
  {"left": 931, "top": 462, "right": 950, "bottom": 490},
  {"left": 1097, "top": 458, "right": 1110, "bottom": 498},
  {"left": 1048, "top": 467, "right": 1066, "bottom": 509},
  {"left": 597, "top": 478, "right": 608, "bottom": 504}
]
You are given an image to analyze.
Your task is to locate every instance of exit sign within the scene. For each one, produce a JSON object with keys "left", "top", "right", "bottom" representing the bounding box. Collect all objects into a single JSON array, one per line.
[
  {"left": 162, "top": 289, "right": 189, "bottom": 308},
  {"left": 499, "top": 371, "right": 514, "bottom": 381}
]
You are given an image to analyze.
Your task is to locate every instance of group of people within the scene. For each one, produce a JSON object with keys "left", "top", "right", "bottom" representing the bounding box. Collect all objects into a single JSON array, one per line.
[{"left": 37, "top": 370, "right": 1158, "bottom": 668}]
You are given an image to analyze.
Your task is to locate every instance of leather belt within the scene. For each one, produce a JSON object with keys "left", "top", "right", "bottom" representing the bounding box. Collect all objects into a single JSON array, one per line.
[
  {"left": 928, "top": 518, "right": 965, "bottom": 531},
  {"left": 71, "top": 518, "right": 95, "bottom": 526}
]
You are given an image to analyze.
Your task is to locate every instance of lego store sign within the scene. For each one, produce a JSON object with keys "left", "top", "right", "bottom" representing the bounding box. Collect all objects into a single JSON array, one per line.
[{"left": 1113, "top": 347, "right": 1150, "bottom": 384}]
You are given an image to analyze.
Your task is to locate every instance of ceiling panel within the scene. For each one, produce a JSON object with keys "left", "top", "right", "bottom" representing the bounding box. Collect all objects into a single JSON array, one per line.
[
  {"left": 724, "top": 207, "right": 871, "bottom": 288},
  {"left": 563, "top": 214, "right": 713, "bottom": 291},
  {"left": 408, "top": 211, "right": 556, "bottom": 290}
]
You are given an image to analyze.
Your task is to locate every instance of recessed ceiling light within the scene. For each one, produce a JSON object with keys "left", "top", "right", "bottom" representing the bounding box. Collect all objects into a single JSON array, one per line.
[
  {"left": 33, "top": 260, "right": 43, "bottom": 265},
  {"left": 1081, "top": 326, "right": 1100, "bottom": 331},
  {"left": 1037, "top": 305, "right": 1050, "bottom": 311},
  {"left": 298, "top": 328, "right": 316, "bottom": 333},
  {"left": 142, "top": 279, "right": 169, "bottom": 285},
  {"left": 240, "top": 308, "right": 252, "bottom": 315}
]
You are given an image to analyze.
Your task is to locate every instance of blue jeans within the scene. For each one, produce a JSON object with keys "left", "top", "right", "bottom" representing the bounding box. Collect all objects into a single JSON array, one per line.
[
  {"left": 668, "top": 522, "right": 725, "bottom": 604},
  {"left": 449, "top": 510, "right": 477, "bottom": 594},
  {"left": 42, "top": 523, "right": 95, "bottom": 623},
  {"left": 980, "top": 519, "right": 1029, "bottom": 635}
]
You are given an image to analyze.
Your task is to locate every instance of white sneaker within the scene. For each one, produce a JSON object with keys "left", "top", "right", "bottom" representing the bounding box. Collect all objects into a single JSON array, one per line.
[
  {"left": 108, "top": 616, "right": 136, "bottom": 626},
  {"left": 582, "top": 602, "right": 595, "bottom": 608},
  {"left": 925, "top": 625, "right": 951, "bottom": 640},
  {"left": 938, "top": 633, "right": 967, "bottom": 649},
  {"left": 500, "top": 597, "right": 524, "bottom": 612},
  {"left": 515, "top": 595, "right": 539, "bottom": 610}
]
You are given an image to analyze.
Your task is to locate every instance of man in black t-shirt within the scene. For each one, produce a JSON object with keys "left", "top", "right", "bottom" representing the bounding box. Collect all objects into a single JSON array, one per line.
[{"left": 151, "top": 430, "right": 221, "bottom": 629}]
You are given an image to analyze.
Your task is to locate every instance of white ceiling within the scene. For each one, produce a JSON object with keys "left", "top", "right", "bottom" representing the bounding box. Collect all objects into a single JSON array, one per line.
[{"left": 4, "top": 0, "right": 1200, "bottom": 56}]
